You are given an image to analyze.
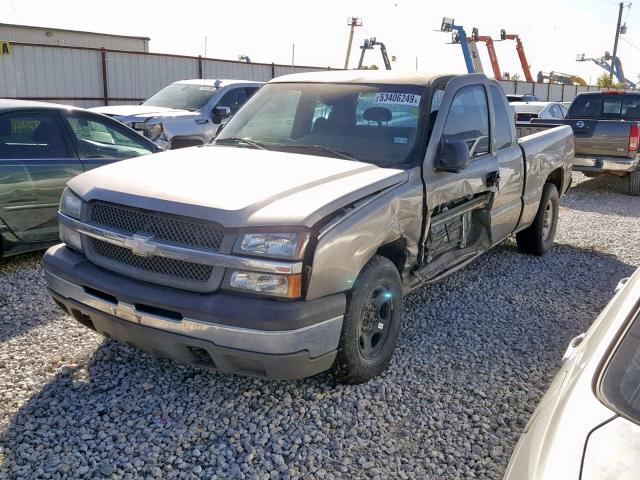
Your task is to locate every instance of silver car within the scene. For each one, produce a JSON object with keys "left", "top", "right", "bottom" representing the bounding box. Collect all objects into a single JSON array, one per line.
[
  {"left": 504, "top": 266, "right": 640, "bottom": 479},
  {"left": 92, "top": 79, "right": 262, "bottom": 149}
]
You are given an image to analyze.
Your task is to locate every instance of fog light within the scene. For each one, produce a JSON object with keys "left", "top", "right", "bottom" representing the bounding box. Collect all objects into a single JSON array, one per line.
[
  {"left": 60, "top": 224, "right": 83, "bottom": 252},
  {"left": 228, "top": 271, "right": 301, "bottom": 298}
]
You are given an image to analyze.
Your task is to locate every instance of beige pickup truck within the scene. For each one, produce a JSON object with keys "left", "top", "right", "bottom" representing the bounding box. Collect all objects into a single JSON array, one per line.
[{"left": 43, "top": 71, "right": 574, "bottom": 383}]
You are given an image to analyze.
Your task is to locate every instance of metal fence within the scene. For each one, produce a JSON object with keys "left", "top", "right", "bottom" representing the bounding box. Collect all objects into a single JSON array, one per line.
[
  {"left": 0, "top": 42, "right": 333, "bottom": 108},
  {"left": 0, "top": 41, "right": 632, "bottom": 108}
]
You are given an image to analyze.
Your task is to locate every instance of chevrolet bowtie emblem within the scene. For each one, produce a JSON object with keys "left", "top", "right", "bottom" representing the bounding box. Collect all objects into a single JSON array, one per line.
[{"left": 123, "top": 234, "right": 156, "bottom": 257}]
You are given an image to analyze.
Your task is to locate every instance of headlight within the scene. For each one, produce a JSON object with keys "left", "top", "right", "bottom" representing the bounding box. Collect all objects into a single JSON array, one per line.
[
  {"left": 135, "top": 122, "right": 163, "bottom": 141},
  {"left": 234, "top": 232, "right": 308, "bottom": 259},
  {"left": 59, "top": 188, "right": 83, "bottom": 219},
  {"left": 227, "top": 271, "right": 301, "bottom": 298}
]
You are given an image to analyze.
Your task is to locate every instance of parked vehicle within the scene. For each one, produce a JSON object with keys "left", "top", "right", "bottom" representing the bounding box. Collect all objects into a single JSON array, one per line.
[
  {"left": 91, "top": 79, "right": 263, "bottom": 149},
  {"left": 0, "top": 100, "right": 160, "bottom": 258},
  {"left": 527, "top": 91, "right": 640, "bottom": 195},
  {"left": 510, "top": 101, "right": 568, "bottom": 122},
  {"left": 43, "top": 71, "right": 574, "bottom": 383},
  {"left": 506, "top": 94, "right": 541, "bottom": 103},
  {"left": 504, "top": 267, "right": 640, "bottom": 479}
]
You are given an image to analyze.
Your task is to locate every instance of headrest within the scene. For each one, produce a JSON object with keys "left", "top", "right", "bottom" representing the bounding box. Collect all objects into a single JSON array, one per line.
[
  {"left": 0, "top": 117, "right": 11, "bottom": 136},
  {"left": 363, "top": 107, "right": 392, "bottom": 123}
]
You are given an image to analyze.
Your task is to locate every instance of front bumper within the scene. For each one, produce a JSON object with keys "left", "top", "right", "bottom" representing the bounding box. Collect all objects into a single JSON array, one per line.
[
  {"left": 573, "top": 155, "right": 639, "bottom": 173},
  {"left": 43, "top": 245, "right": 346, "bottom": 379}
]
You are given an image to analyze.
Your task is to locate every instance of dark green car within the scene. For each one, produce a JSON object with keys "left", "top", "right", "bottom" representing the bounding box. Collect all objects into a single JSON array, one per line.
[{"left": 0, "top": 100, "right": 160, "bottom": 258}]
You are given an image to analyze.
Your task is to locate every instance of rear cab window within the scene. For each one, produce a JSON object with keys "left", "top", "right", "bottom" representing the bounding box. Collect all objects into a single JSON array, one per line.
[
  {"left": 599, "top": 305, "right": 640, "bottom": 424},
  {"left": 569, "top": 94, "right": 640, "bottom": 120},
  {"left": 489, "top": 85, "right": 513, "bottom": 150},
  {"left": 0, "top": 111, "right": 71, "bottom": 159}
]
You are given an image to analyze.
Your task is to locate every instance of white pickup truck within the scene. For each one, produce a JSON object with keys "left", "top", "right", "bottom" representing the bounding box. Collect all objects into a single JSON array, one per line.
[{"left": 92, "top": 79, "right": 262, "bottom": 149}]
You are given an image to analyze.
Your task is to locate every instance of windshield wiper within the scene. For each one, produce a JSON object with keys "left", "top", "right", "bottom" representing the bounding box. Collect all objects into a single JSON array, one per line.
[
  {"left": 214, "top": 137, "right": 268, "bottom": 150},
  {"left": 274, "top": 144, "right": 357, "bottom": 161}
]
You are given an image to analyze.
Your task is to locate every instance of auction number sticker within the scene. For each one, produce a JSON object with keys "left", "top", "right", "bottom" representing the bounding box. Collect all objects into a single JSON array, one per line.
[{"left": 375, "top": 93, "right": 421, "bottom": 106}]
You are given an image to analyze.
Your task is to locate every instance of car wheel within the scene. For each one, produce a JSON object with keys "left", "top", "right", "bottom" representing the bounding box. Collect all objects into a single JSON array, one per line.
[
  {"left": 630, "top": 169, "right": 640, "bottom": 196},
  {"left": 516, "top": 182, "right": 559, "bottom": 256},
  {"left": 331, "top": 255, "right": 403, "bottom": 384}
]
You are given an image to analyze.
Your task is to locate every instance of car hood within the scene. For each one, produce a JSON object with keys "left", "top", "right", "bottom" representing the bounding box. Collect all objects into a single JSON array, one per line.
[
  {"left": 67, "top": 146, "right": 407, "bottom": 228},
  {"left": 90, "top": 105, "right": 196, "bottom": 120}
]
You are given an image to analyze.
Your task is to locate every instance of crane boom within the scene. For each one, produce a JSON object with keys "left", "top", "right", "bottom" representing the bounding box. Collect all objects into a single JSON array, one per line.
[
  {"left": 357, "top": 37, "right": 392, "bottom": 70},
  {"left": 576, "top": 53, "right": 636, "bottom": 88},
  {"left": 440, "top": 18, "right": 475, "bottom": 73},
  {"left": 471, "top": 29, "right": 501, "bottom": 79},
  {"left": 499, "top": 30, "right": 534, "bottom": 82}
]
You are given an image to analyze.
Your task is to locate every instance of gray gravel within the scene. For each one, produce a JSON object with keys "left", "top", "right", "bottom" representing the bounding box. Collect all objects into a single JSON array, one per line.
[{"left": 1, "top": 172, "right": 639, "bottom": 479}]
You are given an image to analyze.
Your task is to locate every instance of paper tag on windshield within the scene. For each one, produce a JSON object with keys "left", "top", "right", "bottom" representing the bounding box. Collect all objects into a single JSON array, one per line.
[
  {"left": 199, "top": 86, "right": 217, "bottom": 91},
  {"left": 375, "top": 93, "right": 421, "bottom": 106}
]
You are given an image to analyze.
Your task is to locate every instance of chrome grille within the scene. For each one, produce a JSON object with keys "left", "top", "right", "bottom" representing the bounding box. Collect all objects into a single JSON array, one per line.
[
  {"left": 90, "top": 238, "right": 213, "bottom": 282},
  {"left": 89, "top": 202, "right": 224, "bottom": 251}
]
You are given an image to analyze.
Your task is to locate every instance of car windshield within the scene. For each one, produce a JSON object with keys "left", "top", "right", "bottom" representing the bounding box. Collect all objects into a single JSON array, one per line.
[
  {"left": 600, "top": 306, "right": 640, "bottom": 424},
  {"left": 214, "top": 82, "right": 429, "bottom": 168},
  {"left": 568, "top": 94, "right": 640, "bottom": 119},
  {"left": 143, "top": 83, "right": 218, "bottom": 111}
]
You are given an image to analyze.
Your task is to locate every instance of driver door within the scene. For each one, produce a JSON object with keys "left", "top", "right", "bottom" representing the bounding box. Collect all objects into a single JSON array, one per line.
[
  {"left": 61, "top": 111, "right": 156, "bottom": 172},
  {"left": 420, "top": 81, "right": 499, "bottom": 278}
]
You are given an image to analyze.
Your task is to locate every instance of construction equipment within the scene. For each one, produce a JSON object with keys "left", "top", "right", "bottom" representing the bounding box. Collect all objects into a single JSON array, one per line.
[
  {"left": 537, "top": 71, "right": 587, "bottom": 86},
  {"left": 467, "top": 32, "right": 484, "bottom": 74},
  {"left": 471, "top": 28, "right": 502, "bottom": 79},
  {"left": 357, "top": 37, "right": 392, "bottom": 70},
  {"left": 576, "top": 52, "right": 636, "bottom": 88},
  {"left": 499, "top": 30, "right": 534, "bottom": 82},
  {"left": 439, "top": 18, "right": 475, "bottom": 73}
]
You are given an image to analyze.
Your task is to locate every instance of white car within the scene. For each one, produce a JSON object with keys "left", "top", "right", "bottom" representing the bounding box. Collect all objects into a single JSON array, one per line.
[
  {"left": 504, "top": 266, "right": 640, "bottom": 479},
  {"left": 91, "top": 79, "right": 263, "bottom": 149},
  {"left": 511, "top": 101, "right": 568, "bottom": 122}
]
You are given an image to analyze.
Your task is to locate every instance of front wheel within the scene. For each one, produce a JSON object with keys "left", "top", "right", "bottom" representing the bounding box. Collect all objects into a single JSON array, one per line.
[
  {"left": 516, "top": 183, "right": 559, "bottom": 256},
  {"left": 331, "top": 255, "right": 403, "bottom": 384},
  {"left": 630, "top": 169, "right": 640, "bottom": 196}
]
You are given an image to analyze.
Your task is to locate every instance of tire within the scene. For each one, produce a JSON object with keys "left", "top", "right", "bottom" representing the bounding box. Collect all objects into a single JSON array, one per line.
[
  {"left": 331, "top": 255, "right": 403, "bottom": 384},
  {"left": 516, "top": 183, "right": 559, "bottom": 256},
  {"left": 630, "top": 170, "right": 640, "bottom": 196}
]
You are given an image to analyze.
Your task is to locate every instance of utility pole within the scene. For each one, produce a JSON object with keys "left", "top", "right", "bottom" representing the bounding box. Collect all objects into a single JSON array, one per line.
[
  {"left": 344, "top": 17, "right": 363, "bottom": 69},
  {"left": 610, "top": 2, "right": 624, "bottom": 81}
]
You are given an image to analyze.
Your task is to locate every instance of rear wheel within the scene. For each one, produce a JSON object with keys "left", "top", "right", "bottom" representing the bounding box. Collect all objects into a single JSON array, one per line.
[
  {"left": 630, "top": 169, "right": 640, "bottom": 196},
  {"left": 331, "top": 255, "right": 403, "bottom": 384},
  {"left": 516, "top": 183, "right": 559, "bottom": 256}
]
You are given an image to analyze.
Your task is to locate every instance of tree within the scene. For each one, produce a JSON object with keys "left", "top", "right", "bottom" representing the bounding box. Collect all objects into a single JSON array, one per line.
[
  {"left": 596, "top": 73, "right": 625, "bottom": 88},
  {"left": 511, "top": 73, "right": 521, "bottom": 81}
]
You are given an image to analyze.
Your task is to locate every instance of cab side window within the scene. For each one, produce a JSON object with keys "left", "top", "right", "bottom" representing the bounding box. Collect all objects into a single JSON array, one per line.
[
  {"left": 0, "top": 111, "right": 70, "bottom": 159},
  {"left": 65, "top": 113, "right": 155, "bottom": 159},
  {"left": 489, "top": 85, "right": 513, "bottom": 150},
  {"left": 442, "top": 85, "right": 489, "bottom": 157},
  {"left": 217, "top": 88, "right": 249, "bottom": 115}
]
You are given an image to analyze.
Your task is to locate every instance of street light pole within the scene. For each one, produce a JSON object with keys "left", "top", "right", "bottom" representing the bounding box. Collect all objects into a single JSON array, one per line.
[
  {"left": 610, "top": 2, "right": 624, "bottom": 81},
  {"left": 344, "top": 17, "right": 363, "bottom": 69}
]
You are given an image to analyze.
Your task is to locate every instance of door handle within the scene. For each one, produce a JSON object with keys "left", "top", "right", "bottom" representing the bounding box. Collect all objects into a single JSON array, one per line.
[
  {"left": 195, "top": 119, "right": 209, "bottom": 124},
  {"left": 485, "top": 171, "right": 500, "bottom": 190}
]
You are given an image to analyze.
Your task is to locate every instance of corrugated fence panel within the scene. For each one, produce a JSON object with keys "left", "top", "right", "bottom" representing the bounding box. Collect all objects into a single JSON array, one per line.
[
  {"left": 562, "top": 85, "right": 578, "bottom": 102},
  {"left": 515, "top": 82, "right": 535, "bottom": 95},
  {"left": 106, "top": 52, "right": 199, "bottom": 100},
  {"left": 498, "top": 81, "right": 516, "bottom": 94},
  {"left": 0, "top": 45, "right": 102, "bottom": 98},
  {"left": 533, "top": 82, "right": 549, "bottom": 99},
  {"left": 548, "top": 83, "right": 564, "bottom": 101},
  {"left": 203, "top": 60, "right": 272, "bottom": 81},
  {"left": 577, "top": 86, "right": 590, "bottom": 95},
  {"left": 273, "top": 65, "right": 329, "bottom": 77}
]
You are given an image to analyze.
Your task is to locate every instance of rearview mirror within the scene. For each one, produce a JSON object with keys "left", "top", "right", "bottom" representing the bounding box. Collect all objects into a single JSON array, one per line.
[
  {"left": 213, "top": 106, "right": 231, "bottom": 123},
  {"left": 435, "top": 138, "right": 470, "bottom": 173}
]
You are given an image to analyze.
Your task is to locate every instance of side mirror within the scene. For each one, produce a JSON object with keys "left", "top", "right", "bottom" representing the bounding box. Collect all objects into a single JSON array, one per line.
[
  {"left": 213, "top": 106, "right": 231, "bottom": 124},
  {"left": 435, "top": 138, "right": 470, "bottom": 173}
]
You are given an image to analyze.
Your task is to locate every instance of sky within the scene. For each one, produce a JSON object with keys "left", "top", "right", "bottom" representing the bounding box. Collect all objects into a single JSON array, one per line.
[{"left": 2, "top": 0, "right": 640, "bottom": 85}]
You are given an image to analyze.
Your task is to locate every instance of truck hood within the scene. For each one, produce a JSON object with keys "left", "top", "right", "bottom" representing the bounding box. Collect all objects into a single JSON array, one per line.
[
  {"left": 90, "top": 105, "right": 196, "bottom": 121},
  {"left": 67, "top": 146, "right": 407, "bottom": 228}
]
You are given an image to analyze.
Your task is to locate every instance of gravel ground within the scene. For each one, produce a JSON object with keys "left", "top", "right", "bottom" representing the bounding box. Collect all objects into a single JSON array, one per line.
[{"left": 1, "top": 172, "right": 639, "bottom": 480}]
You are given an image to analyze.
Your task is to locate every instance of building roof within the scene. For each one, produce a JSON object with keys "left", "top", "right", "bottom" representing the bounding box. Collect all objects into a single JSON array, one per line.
[{"left": 0, "top": 23, "right": 150, "bottom": 41}]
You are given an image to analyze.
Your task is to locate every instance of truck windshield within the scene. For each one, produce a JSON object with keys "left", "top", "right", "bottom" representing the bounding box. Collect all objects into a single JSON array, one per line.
[
  {"left": 569, "top": 94, "right": 640, "bottom": 119},
  {"left": 143, "top": 83, "right": 218, "bottom": 111},
  {"left": 215, "top": 82, "right": 428, "bottom": 168},
  {"left": 600, "top": 307, "right": 640, "bottom": 425}
]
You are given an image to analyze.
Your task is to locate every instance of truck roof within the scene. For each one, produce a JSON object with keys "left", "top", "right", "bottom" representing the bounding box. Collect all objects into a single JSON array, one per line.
[
  {"left": 0, "top": 98, "right": 82, "bottom": 112},
  {"left": 269, "top": 70, "right": 469, "bottom": 86},
  {"left": 174, "top": 79, "right": 264, "bottom": 86}
]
